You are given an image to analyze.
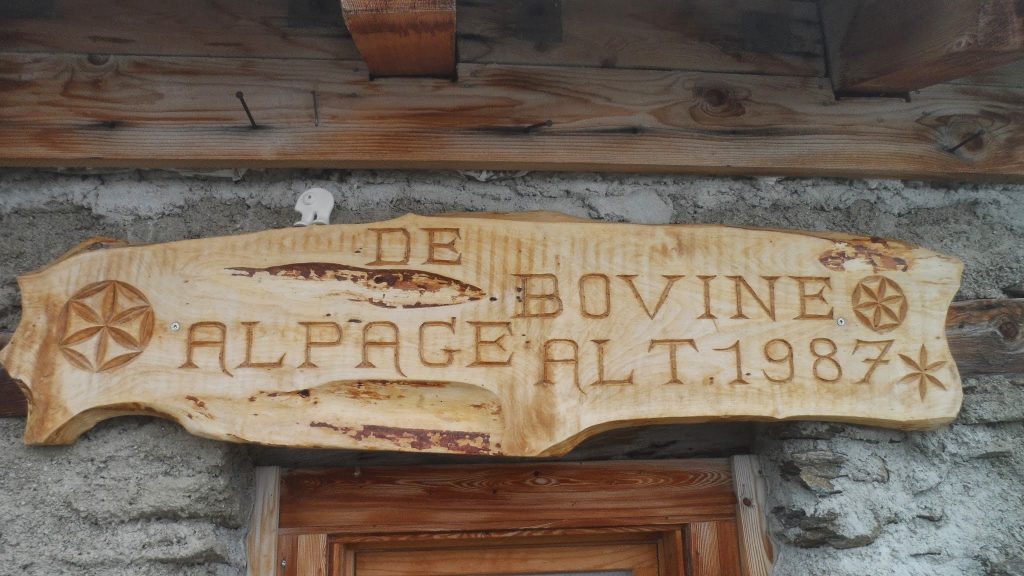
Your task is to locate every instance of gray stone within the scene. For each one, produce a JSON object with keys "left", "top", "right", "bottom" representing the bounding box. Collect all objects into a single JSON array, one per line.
[
  {"left": 0, "top": 418, "right": 253, "bottom": 576},
  {"left": 961, "top": 376, "right": 1024, "bottom": 425}
]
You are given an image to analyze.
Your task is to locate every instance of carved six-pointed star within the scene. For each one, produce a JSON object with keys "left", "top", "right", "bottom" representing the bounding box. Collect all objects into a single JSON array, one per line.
[{"left": 898, "top": 345, "right": 948, "bottom": 400}]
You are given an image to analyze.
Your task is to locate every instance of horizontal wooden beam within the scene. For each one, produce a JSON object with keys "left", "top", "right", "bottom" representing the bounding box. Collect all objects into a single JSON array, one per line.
[
  {"left": 2, "top": 298, "right": 1021, "bottom": 419},
  {"left": 279, "top": 459, "right": 736, "bottom": 533},
  {"left": 0, "top": 0, "right": 824, "bottom": 78},
  {"left": 1, "top": 53, "right": 1023, "bottom": 178},
  {"left": 945, "top": 298, "right": 1024, "bottom": 376},
  {"left": 341, "top": 0, "right": 456, "bottom": 78},
  {"left": 822, "top": 0, "right": 1024, "bottom": 93}
]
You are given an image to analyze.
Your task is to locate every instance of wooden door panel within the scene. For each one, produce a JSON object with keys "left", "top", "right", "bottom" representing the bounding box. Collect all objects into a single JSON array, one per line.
[{"left": 352, "top": 541, "right": 660, "bottom": 576}]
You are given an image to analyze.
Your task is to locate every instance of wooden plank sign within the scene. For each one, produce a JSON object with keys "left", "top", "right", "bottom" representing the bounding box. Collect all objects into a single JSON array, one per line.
[{"left": 0, "top": 213, "right": 963, "bottom": 456}]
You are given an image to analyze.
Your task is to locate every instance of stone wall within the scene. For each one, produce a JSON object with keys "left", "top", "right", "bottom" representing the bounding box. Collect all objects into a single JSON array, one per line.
[{"left": 0, "top": 169, "right": 1021, "bottom": 575}]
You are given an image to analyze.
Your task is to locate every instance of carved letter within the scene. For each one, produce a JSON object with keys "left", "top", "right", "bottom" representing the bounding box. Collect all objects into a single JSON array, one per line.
[
  {"left": 792, "top": 276, "right": 834, "bottom": 320},
  {"left": 513, "top": 274, "right": 563, "bottom": 318},
  {"left": 698, "top": 275, "right": 718, "bottom": 319},
  {"left": 179, "top": 322, "right": 232, "bottom": 377},
  {"left": 357, "top": 321, "right": 406, "bottom": 377},
  {"left": 237, "top": 321, "right": 285, "bottom": 369},
  {"left": 618, "top": 275, "right": 683, "bottom": 320},
  {"left": 419, "top": 318, "right": 459, "bottom": 367},
  {"left": 298, "top": 322, "right": 343, "bottom": 368},
  {"left": 590, "top": 339, "right": 634, "bottom": 386},
  {"left": 422, "top": 228, "right": 463, "bottom": 265},
  {"left": 579, "top": 274, "right": 611, "bottom": 318},
  {"left": 541, "top": 339, "right": 579, "bottom": 390},
  {"left": 649, "top": 339, "right": 698, "bottom": 385},
  {"left": 729, "top": 276, "right": 778, "bottom": 321},
  {"left": 468, "top": 321, "right": 513, "bottom": 367},
  {"left": 368, "top": 228, "right": 411, "bottom": 265}
]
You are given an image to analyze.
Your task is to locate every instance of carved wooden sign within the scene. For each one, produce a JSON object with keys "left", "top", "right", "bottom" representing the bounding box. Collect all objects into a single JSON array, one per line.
[{"left": 0, "top": 213, "right": 963, "bottom": 456}]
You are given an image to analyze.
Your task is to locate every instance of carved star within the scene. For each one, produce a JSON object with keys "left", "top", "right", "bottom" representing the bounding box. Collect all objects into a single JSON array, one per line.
[
  {"left": 898, "top": 345, "right": 947, "bottom": 400},
  {"left": 852, "top": 276, "right": 907, "bottom": 332},
  {"left": 59, "top": 280, "right": 154, "bottom": 372}
]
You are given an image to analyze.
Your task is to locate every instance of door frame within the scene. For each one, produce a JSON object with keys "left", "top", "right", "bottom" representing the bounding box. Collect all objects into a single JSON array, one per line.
[{"left": 247, "top": 456, "right": 772, "bottom": 576}]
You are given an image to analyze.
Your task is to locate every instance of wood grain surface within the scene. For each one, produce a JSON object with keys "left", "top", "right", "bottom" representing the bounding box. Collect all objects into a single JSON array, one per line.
[
  {"left": 279, "top": 459, "right": 736, "bottom": 533},
  {"left": 351, "top": 540, "right": 661, "bottom": 576},
  {"left": 821, "top": 0, "right": 1024, "bottom": 93},
  {"left": 2, "top": 0, "right": 822, "bottom": 77},
  {"left": 731, "top": 455, "right": 772, "bottom": 576},
  {"left": 1, "top": 53, "right": 1023, "bottom": 178},
  {"left": 247, "top": 466, "right": 282, "bottom": 576},
  {"left": 0, "top": 215, "right": 964, "bottom": 453},
  {"left": 688, "top": 520, "right": 742, "bottom": 576},
  {"left": 341, "top": 0, "right": 456, "bottom": 78},
  {"left": 945, "top": 299, "right": 1024, "bottom": 376},
  {"left": 459, "top": 0, "right": 824, "bottom": 77}
]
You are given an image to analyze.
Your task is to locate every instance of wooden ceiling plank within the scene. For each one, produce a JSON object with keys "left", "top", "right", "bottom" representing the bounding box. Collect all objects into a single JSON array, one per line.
[
  {"left": 1, "top": 53, "right": 1022, "bottom": 179},
  {"left": 458, "top": 0, "right": 825, "bottom": 77},
  {"left": 821, "top": 0, "right": 1024, "bottom": 94},
  {"left": 340, "top": 0, "right": 456, "bottom": 78},
  {"left": 0, "top": 0, "right": 358, "bottom": 61}
]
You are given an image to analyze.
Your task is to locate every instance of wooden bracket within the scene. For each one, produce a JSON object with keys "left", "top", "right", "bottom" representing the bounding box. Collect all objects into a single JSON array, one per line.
[
  {"left": 821, "top": 0, "right": 1024, "bottom": 93},
  {"left": 340, "top": 0, "right": 456, "bottom": 78}
]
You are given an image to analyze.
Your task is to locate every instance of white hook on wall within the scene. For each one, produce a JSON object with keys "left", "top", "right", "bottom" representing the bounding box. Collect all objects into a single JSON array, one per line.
[{"left": 293, "top": 187, "right": 335, "bottom": 226}]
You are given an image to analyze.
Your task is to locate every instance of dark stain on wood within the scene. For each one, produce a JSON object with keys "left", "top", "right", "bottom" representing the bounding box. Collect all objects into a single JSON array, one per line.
[
  {"left": 227, "top": 262, "right": 484, "bottom": 308},
  {"left": 310, "top": 421, "right": 492, "bottom": 455},
  {"left": 819, "top": 238, "right": 910, "bottom": 272},
  {"left": 185, "top": 395, "right": 206, "bottom": 408}
]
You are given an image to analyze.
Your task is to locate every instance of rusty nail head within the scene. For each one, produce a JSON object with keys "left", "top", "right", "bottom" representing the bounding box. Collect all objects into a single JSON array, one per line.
[{"left": 742, "top": 497, "right": 753, "bottom": 507}]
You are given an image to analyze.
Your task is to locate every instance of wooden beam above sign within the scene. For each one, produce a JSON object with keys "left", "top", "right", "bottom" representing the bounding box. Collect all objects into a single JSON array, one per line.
[
  {"left": 0, "top": 213, "right": 967, "bottom": 455},
  {"left": 2, "top": 53, "right": 1023, "bottom": 179},
  {"left": 821, "top": 0, "right": 1024, "bottom": 93},
  {"left": 340, "top": 0, "right": 456, "bottom": 78}
]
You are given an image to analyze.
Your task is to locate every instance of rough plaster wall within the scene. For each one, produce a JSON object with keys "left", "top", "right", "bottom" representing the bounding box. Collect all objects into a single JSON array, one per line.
[{"left": 0, "top": 168, "right": 1022, "bottom": 575}]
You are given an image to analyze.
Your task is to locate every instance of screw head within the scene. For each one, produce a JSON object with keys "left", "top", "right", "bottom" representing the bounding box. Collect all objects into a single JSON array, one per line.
[
  {"left": 170, "top": 322, "right": 181, "bottom": 332},
  {"left": 837, "top": 317, "right": 847, "bottom": 327}
]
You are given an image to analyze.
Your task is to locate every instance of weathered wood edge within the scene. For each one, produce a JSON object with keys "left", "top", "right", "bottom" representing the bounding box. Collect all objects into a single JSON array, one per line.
[
  {"left": 731, "top": 455, "right": 772, "bottom": 576},
  {"left": 246, "top": 466, "right": 281, "bottom": 576}
]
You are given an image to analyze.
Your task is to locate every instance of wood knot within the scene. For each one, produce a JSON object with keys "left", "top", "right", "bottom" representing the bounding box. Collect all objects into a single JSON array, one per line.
[
  {"left": 742, "top": 497, "right": 753, "bottom": 507},
  {"left": 997, "top": 319, "right": 1020, "bottom": 341},
  {"left": 87, "top": 54, "right": 111, "bottom": 66},
  {"left": 690, "top": 85, "right": 748, "bottom": 122}
]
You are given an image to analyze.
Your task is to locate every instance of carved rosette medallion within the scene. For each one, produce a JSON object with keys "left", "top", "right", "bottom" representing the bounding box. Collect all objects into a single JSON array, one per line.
[
  {"left": 851, "top": 275, "right": 908, "bottom": 333},
  {"left": 58, "top": 280, "right": 155, "bottom": 372}
]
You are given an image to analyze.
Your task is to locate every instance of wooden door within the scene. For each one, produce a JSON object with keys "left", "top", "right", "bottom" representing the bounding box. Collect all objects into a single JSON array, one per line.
[{"left": 254, "top": 458, "right": 771, "bottom": 576}]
